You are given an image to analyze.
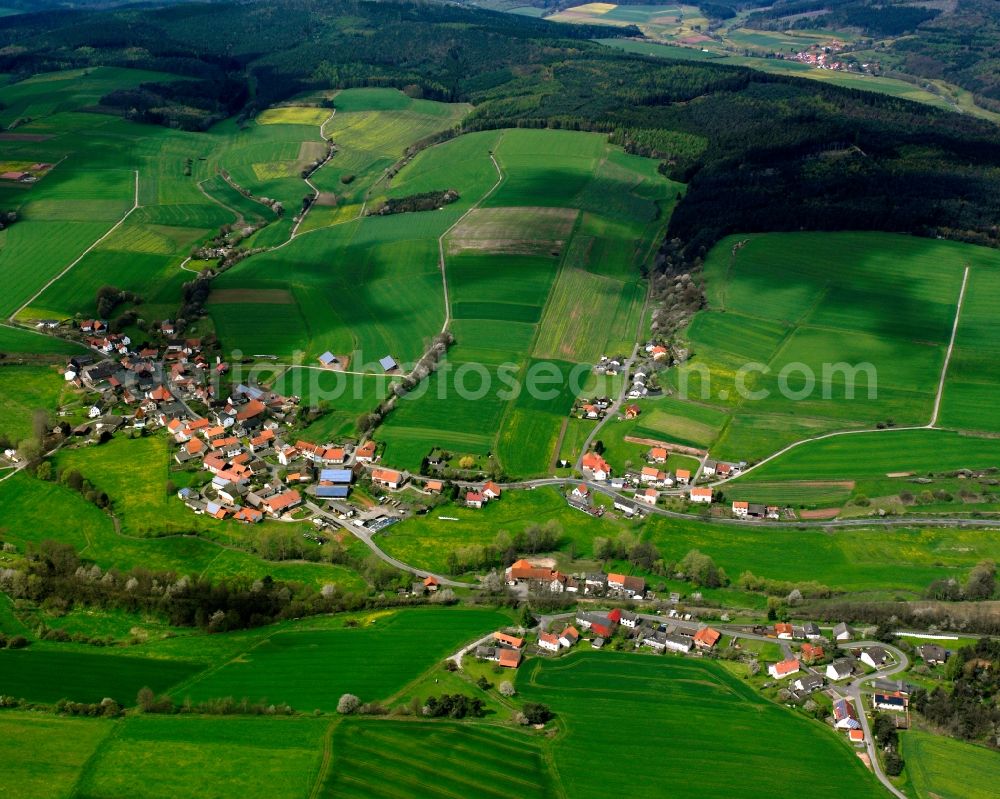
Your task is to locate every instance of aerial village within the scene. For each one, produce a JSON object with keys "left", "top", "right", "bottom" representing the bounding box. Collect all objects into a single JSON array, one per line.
[
  {"left": 478, "top": 560, "right": 951, "bottom": 756},
  {"left": 4, "top": 323, "right": 799, "bottom": 533}
]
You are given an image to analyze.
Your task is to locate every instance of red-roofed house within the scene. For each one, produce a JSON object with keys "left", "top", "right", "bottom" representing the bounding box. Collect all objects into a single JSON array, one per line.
[
  {"left": 649, "top": 446, "right": 668, "bottom": 463},
  {"left": 482, "top": 481, "right": 502, "bottom": 500},
  {"left": 581, "top": 451, "right": 611, "bottom": 481},
  {"left": 498, "top": 649, "right": 522, "bottom": 669},
  {"left": 775, "top": 622, "right": 794, "bottom": 640},
  {"left": 768, "top": 659, "right": 801, "bottom": 679},
  {"left": 801, "top": 643, "right": 825, "bottom": 662},
  {"left": 262, "top": 490, "right": 302, "bottom": 517},
  {"left": 689, "top": 486, "right": 713, "bottom": 503},
  {"left": 538, "top": 632, "right": 561, "bottom": 653},
  {"left": 466, "top": 491, "right": 485, "bottom": 509},
  {"left": 355, "top": 440, "right": 377, "bottom": 463},
  {"left": 559, "top": 626, "right": 580, "bottom": 648},
  {"left": 732, "top": 501, "right": 749, "bottom": 517},
  {"left": 371, "top": 468, "right": 403, "bottom": 489},
  {"left": 494, "top": 632, "right": 525, "bottom": 649},
  {"left": 693, "top": 627, "right": 721, "bottom": 650},
  {"left": 675, "top": 468, "right": 691, "bottom": 484}
]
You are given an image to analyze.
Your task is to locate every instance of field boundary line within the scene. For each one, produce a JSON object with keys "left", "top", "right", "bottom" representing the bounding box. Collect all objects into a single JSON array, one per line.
[
  {"left": 435, "top": 131, "right": 506, "bottom": 332},
  {"left": 308, "top": 718, "right": 341, "bottom": 799},
  {"left": 67, "top": 716, "right": 126, "bottom": 799},
  {"left": 8, "top": 170, "right": 140, "bottom": 322},
  {"left": 929, "top": 264, "right": 969, "bottom": 428},
  {"left": 291, "top": 108, "right": 336, "bottom": 239}
]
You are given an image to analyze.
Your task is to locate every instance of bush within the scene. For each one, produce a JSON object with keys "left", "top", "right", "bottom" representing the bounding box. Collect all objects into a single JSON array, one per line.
[
  {"left": 6, "top": 635, "right": 28, "bottom": 649},
  {"left": 498, "top": 681, "right": 516, "bottom": 697},
  {"left": 522, "top": 702, "right": 553, "bottom": 725},
  {"left": 337, "top": 693, "right": 361, "bottom": 715}
]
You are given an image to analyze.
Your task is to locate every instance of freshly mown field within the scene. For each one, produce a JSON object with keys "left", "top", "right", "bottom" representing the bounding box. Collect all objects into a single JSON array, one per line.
[
  {"left": 0, "top": 646, "right": 201, "bottom": 705},
  {"left": 321, "top": 719, "right": 556, "bottom": 799},
  {"left": 76, "top": 715, "right": 329, "bottom": 799},
  {"left": 519, "top": 652, "right": 884, "bottom": 799},
  {"left": 901, "top": 730, "right": 1000, "bottom": 799},
  {"left": 175, "top": 607, "right": 512, "bottom": 709}
]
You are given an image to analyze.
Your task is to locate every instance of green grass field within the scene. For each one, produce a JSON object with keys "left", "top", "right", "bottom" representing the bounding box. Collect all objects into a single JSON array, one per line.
[
  {"left": 77, "top": 715, "right": 329, "bottom": 799},
  {"left": 321, "top": 719, "right": 556, "bottom": 799},
  {"left": 375, "top": 129, "right": 675, "bottom": 475},
  {"left": 519, "top": 651, "right": 884, "bottom": 799},
  {"left": 0, "top": 364, "right": 67, "bottom": 444},
  {"left": 650, "top": 232, "right": 1000, "bottom": 467},
  {"left": 0, "top": 471, "right": 366, "bottom": 590},
  {"left": 0, "top": 712, "right": 115, "bottom": 799},
  {"left": 901, "top": 730, "right": 1000, "bottom": 799},
  {"left": 0, "top": 646, "right": 202, "bottom": 704},
  {"left": 175, "top": 607, "right": 512, "bottom": 709}
]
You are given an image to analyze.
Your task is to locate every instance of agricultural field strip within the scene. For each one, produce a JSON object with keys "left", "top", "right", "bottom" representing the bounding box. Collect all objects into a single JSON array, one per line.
[
  {"left": 290, "top": 108, "right": 336, "bottom": 239},
  {"left": 681, "top": 246, "right": 973, "bottom": 483},
  {"left": 930, "top": 265, "right": 970, "bottom": 427},
  {"left": 438, "top": 137, "right": 506, "bottom": 332},
  {"left": 9, "top": 169, "right": 140, "bottom": 321}
]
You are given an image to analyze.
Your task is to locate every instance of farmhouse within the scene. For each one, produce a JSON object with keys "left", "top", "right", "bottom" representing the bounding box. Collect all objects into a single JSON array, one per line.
[
  {"left": 559, "top": 626, "right": 580, "bottom": 648},
  {"left": 732, "top": 501, "right": 749, "bottom": 517},
  {"left": 693, "top": 626, "right": 721, "bottom": 650},
  {"left": 619, "top": 610, "right": 639, "bottom": 628},
  {"left": 648, "top": 446, "right": 668, "bottom": 463},
  {"left": 466, "top": 491, "right": 485, "bottom": 509},
  {"left": 576, "top": 612, "right": 617, "bottom": 638},
  {"left": 355, "top": 441, "right": 377, "bottom": 463},
  {"left": 803, "top": 622, "right": 823, "bottom": 640},
  {"left": 674, "top": 469, "right": 691, "bottom": 485},
  {"left": 483, "top": 481, "right": 502, "bottom": 500},
  {"left": 506, "top": 559, "right": 557, "bottom": 584},
  {"left": 774, "top": 622, "right": 794, "bottom": 640},
  {"left": 371, "top": 467, "right": 404, "bottom": 489},
  {"left": 581, "top": 451, "right": 611, "bottom": 481},
  {"left": 422, "top": 576, "right": 439, "bottom": 592},
  {"left": 498, "top": 649, "right": 522, "bottom": 669},
  {"left": 538, "top": 632, "right": 561, "bottom": 653},
  {"left": 800, "top": 643, "right": 825, "bottom": 662},
  {"left": 261, "top": 490, "right": 302, "bottom": 517},
  {"left": 624, "top": 404, "right": 641, "bottom": 419},
  {"left": 607, "top": 573, "right": 646, "bottom": 597},
  {"left": 636, "top": 488, "right": 658, "bottom": 505},
  {"left": 494, "top": 632, "right": 525, "bottom": 649},
  {"left": 571, "top": 484, "right": 589, "bottom": 501},
  {"left": 424, "top": 479, "right": 443, "bottom": 494},
  {"left": 664, "top": 633, "right": 693, "bottom": 654},
  {"left": 768, "top": 659, "right": 800, "bottom": 679},
  {"left": 640, "top": 466, "right": 666, "bottom": 484},
  {"left": 689, "top": 487, "right": 713, "bottom": 503}
]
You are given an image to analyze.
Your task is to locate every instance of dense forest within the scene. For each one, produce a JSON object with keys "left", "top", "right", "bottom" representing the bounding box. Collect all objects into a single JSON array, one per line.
[
  {"left": 3, "top": 0, "right": 1000, "bottom": 263},
  {"left": 745, "top": 0, "right": 940, "bottom": 38}
]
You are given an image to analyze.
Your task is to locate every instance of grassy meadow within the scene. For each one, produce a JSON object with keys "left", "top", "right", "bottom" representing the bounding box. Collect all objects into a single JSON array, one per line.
[
  {"left": 519, "top": 652, "right": 884, "bottom": 799},
  {"left": 901, "top": 730, "right": 1000, "bottom": 799},
  {"left": 321, "top": 719, "right": 556, "bottom": 799}
]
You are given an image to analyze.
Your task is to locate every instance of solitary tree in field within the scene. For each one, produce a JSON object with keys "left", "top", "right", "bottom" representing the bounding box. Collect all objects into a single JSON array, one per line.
[
  {"left": 337, "top": 693, "right": 360, "bottom": 715},
  {"left": 499, "top": 681, "right": 515, "bottom": 698}
]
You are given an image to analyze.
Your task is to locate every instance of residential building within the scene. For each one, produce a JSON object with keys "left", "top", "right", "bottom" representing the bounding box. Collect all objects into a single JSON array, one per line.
[
  {"left": 873, "top": 692, "right": 908, "bottom": 712},
  {"left": 917, "top": 644, "right": 948, "bottom": 667},
  {"left": 559, "top": 626, "right": 580, "bottom": 648},
  {"left": 693, "top": 627, "right": 721, "bottom": 650},
  {"left": 371, "top": 467, "right": 404, "bottom": 489},
  {"left": 538, "top": 632, "right": 561, "bottom": 653},
  {"left": 860, "top": 646, "right": 890, "bottom": 669},
  {"left": 768, "top": 659, "right": 800, "bottom": 679},
  {"left": 774, "top": 622, "right": 794, "bottom": 640},
  {"left": 832, "top": 622, "right": 854, "bottom": 642},
  {"left": 826, "top": 658, "right": 855, "bottom": 681},
  {"left": 689, "top": 486, "right": 712, "bottom": 503}
]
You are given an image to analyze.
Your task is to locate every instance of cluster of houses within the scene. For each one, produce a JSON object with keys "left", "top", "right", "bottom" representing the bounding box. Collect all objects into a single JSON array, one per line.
[
  {"left": 504, "top": 560, "right": 648, "bottom": 600},
  {"left": 575, "top": 608, "right": 722, "bottom": 655},
  {"left": 475, "top": 631, "right": 526, "bottom": 669}
]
